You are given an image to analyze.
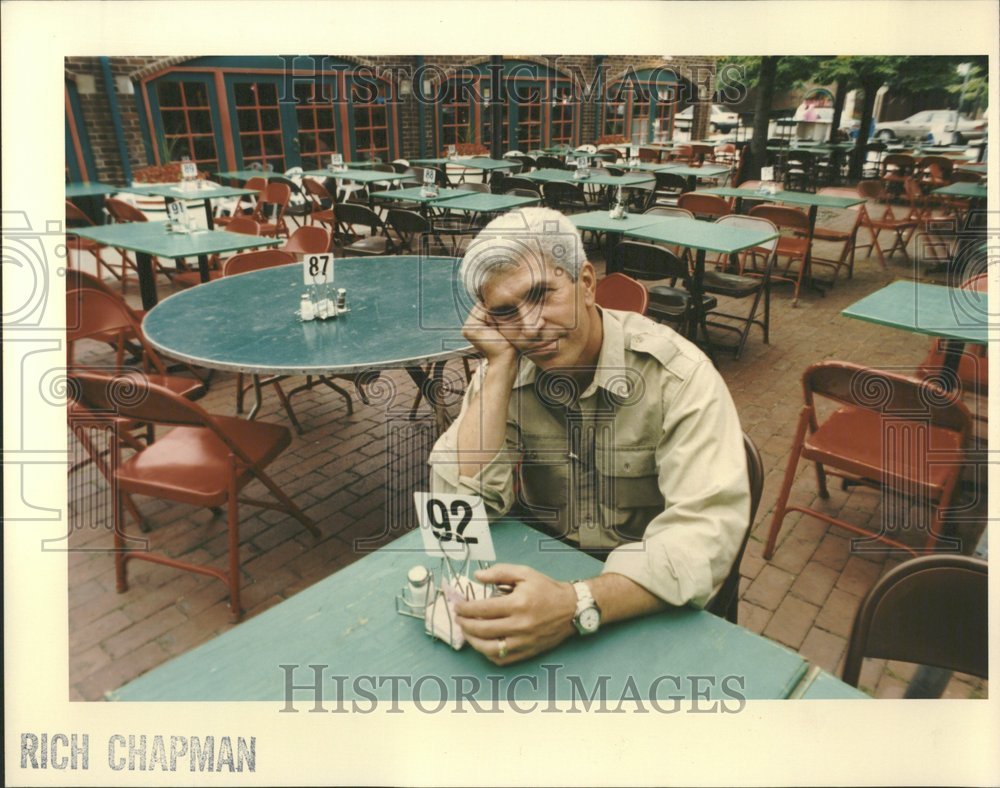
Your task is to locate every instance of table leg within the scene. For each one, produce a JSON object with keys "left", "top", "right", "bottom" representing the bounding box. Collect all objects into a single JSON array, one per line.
[
  {"left": 690, "top": 248, "right": 716, "bottom": 365},
  {"left": 802, "top": 204, "right": 828, "bottom": 301},
  {"left": 247, "top": 375, "right": 264, "bottom": 421},
  {"left": 405, "top": 361, "right": 451, "bottom": 434},
  {"left": 197, "top": 254, "right": 211, "bottom": 283},
  {"left": 203, "top": 198, "right": 215, "bottom": 230},
  {"left": 135, "top": 251, "right": 158, "bottom": 310}
]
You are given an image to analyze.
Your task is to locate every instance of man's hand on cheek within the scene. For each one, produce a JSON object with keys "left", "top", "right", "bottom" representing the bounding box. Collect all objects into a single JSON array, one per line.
[
  {"left": 462, "top": 304, "right": 519, "bottom": 369},
  {"left": 453, "top": 564, "right": 578, "bottom": 665}
]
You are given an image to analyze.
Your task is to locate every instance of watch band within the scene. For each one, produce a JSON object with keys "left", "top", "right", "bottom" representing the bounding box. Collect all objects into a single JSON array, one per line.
[{"left": 571, "top": 581, "right": 601, "bottom": 635}]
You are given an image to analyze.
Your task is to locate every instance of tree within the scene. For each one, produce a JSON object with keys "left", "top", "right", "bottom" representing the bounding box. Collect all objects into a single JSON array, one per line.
[{"left": 716, "top": 55, "right": 823, "bottom": 179}]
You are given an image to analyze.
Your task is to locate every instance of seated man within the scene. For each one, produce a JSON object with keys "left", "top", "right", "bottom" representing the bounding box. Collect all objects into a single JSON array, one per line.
[{"left": 429, "top": 207, "right": 749, "bottom": 664}]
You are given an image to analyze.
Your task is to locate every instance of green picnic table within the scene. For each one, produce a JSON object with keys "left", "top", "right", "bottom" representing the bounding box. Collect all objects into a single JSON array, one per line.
[
  {"left": 371, "top": 186, "right": 468, "bottom": 215},
  {"left": 122, "top": 182, "right": 258, "bottom": 229},
  {"left": 428, "top": 191, "right": 541, "bottom": 215},
  {"left": 520, "top": 168, "right": 655, "bottom": 188},
  {"left": 841, "top": 280, "right": 988, "bottom": 381},
  {"left": 623, "top": 215, "right": 778, "bottom": 357},
  {"left": 215, "top": 170, "right": 288, "bottom": 182},
  {"left": 66, "top": 181, "right": 121, "bottom": 224},
  {"left": 657, "top": 163, "right": 733, "bottom": 190},
  {"left": 932, "top": 181, "right": 987, "bottom": 200},
  {"left": 302, "top": 168, "right": 403, "bottom": 184},
  {"left": 69, "top": 221, "right": 281, "bottom": 310},
  {"left": 109, "top": 518, "right": 826, "bottom": 702},
  {"left": 65, "top": 181, "right": 119, "bottom": 199},
  {"left": 701, "top": 186, "right": 865, "bottom": 299}
]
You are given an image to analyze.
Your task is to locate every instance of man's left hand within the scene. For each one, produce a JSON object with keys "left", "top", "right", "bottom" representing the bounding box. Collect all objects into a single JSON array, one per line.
[{"left": 453, "top": 564, "right": 578, "bottom": 665}]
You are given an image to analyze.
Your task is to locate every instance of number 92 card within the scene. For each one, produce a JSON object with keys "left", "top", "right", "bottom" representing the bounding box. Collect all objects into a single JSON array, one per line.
[{"left": 413, "top": 492, "right": 495, "bottom": 561}]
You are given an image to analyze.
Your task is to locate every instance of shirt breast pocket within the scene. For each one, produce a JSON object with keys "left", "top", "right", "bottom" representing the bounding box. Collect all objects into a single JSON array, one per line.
[
  {"left": 596, "top": 445, "right": 663, "bottom": 532},
  {"left": 518, "top": 434, "right": 570, "bottom": 509}
]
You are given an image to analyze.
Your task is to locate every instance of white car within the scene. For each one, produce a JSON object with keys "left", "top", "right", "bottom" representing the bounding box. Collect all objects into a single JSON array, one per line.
[
  {"left": 674, "top": 104, "right": 740, "bottom": 133},
  {"left": 874, "top": 110, "right": 987, "bottom": 145}
]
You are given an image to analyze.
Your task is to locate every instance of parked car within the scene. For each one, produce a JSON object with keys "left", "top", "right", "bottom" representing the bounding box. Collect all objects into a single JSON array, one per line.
[
  {"left": 674, "top": 104, "right": 740, "bottom": 133},
  {"left": 874, "top": 110, "right": 988, "bottom": 145}
]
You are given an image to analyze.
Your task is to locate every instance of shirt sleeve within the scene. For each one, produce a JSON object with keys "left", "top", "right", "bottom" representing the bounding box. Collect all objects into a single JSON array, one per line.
[
  {"left": 428, "top": 361, "right": 520, "bottom": 517},
  {"left": 602, "top": 359, "right": 750, "bottom": 608}
]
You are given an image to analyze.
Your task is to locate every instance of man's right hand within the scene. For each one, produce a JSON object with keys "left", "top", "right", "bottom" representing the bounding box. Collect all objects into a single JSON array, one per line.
[{"left": 462, "top": 303, "right": 519, "bottom": 370}]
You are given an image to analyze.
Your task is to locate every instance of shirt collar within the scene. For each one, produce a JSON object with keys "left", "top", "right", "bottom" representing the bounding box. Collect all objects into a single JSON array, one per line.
[{"left": 512, "top": 307, "right": 625, "bottom": 400}]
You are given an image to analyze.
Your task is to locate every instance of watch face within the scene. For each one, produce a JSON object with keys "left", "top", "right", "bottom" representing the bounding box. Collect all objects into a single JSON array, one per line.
[{"left": 578, "top": 607, "right": 600, "bottom": 633}]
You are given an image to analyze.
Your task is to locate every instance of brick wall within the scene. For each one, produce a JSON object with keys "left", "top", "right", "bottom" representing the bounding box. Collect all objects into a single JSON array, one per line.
[{"left": 65, "top": 55, "right": 717, "bottom": 180}]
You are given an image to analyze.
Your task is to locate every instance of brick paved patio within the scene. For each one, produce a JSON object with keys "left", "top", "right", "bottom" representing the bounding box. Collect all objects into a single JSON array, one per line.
[{"left": 67, "top": 209, "right": 989, "bottom": 701}]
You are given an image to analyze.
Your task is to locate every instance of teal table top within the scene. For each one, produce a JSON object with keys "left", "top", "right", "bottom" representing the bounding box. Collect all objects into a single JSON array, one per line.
[
  {"left": 521, "top": 168, "right": 655, "bottom": 187},
  {"left": 429, "top": 192, "right": 540, "bottom": 213},
  {"left": 302, "top": 168, "right": 402, "bottom": 183},
  {"left": 623, "top": 162, "right": 668, "bottom": 173},
  {"left": 123, "top": 183, "right": 257, "bottom": 200},
  {"left": 955, "top": 162, "right": 988, "bottom": 174},
  {"left": 701, "top": 186, "right": 865, "bottom": 210},
  {"left": 841, "top": 280, "right": 988, "bottom": 345},
  {"left": 65, "top": 182, "right": 119, "bottom": 198},
  {"left": 624, "top": 216, "right": 778, "bottom": 255},
  {"left": 409, "top": 157, "right": 458, "bottom": 166},
  {"left": 370, "top": 186, "right": 467, "bottom": 204},
  {"left": 790, "top": 666, "right": 870, "bottom": 699},
  {"left": 932, "top": 181, "right": 987, "bottom": 199},
  {"left": 569, "top": 210, "right": 670, "bottom": 233},
  {"left": 457, "top": 157, "right": 518, "bottom": 171},
  {"left": 657, "top": 163, "right": 733, "bottom": 179},
  {"left": 143, "top": 255, "right": 471, "bottom": 374},
  {"left": 215, "top": 170, "right": 285, "bottom": 182},
  {"left": 70, "top": 221, "right": 281, "bottom": 259},
  {"left": 110, "top": 519, "right": 810, "bottom": 702}
]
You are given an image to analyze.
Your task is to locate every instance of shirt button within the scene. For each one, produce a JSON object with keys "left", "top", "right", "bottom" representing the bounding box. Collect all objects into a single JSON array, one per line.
[{"left": 623, "top": 462, "right": 631, "bottom": 470}]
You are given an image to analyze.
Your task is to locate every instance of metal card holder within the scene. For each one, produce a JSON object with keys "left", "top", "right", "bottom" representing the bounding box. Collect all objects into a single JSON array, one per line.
[{"left": 395, "top": 544, "right": 496, "bottom": 650}]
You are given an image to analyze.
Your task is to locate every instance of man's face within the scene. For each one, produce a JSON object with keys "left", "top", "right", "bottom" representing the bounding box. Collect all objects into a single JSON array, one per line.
[{"left": 479, "top": 257, "right": 599, "bottom": 370}]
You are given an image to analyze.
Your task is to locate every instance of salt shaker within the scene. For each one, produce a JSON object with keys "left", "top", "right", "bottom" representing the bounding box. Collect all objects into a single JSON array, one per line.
[
  {"left": 336, "top": 288, "right": 347, "bottom": 313},
  {"left": 299, "top": 294, "right": 315, "bottom": 321},
  {"left": 405, "top": 565, "right": 431, "bottom": 608}
]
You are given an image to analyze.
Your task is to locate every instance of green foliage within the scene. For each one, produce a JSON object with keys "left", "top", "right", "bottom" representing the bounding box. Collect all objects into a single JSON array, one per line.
[{"left": 719, "top": 54, "right": 989, "bottom": 100}]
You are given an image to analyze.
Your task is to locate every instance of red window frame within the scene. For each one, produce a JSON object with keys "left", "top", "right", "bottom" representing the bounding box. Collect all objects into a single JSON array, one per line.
[
  {"left": 294, "top": 82, "right": 339, "bottom": 170},
  {"left": 233, "top": 81, "right": 285, "bottom": 171},
  {"left": 156, "top": 80, "right": 219, "bottom": 171}
]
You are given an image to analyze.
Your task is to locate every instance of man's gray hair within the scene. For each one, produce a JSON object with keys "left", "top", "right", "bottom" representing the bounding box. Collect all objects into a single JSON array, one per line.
[{"left": 459, "top": 207, "right": 588, "bottom": 300}]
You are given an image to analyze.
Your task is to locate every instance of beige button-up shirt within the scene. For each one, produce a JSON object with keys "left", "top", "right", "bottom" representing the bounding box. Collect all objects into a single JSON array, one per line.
[{"left": 429, "top": 308, "right": 749, "bottom": 608}]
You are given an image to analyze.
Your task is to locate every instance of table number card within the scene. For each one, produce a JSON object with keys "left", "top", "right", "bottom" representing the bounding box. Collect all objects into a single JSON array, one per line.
[
  {"left": 166, "top": 200, "right": 189, "bottom": 228},
  {"left": 180, "top": 161, "right": 198, "bottom": 180},
  {"left": 303, "top": 253, "right": 334, "bottom": 287},
  {"left": 760, "top": 166, "right": 775, "bottom": 182},
  {"left": 414, "top": 492, "right": 495, "bottom": 561}
]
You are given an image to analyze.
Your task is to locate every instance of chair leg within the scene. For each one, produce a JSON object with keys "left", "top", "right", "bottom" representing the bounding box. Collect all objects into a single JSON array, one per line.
[
  {"left": 227, "top": 460, "right": 243, "bottom": 621},
  {"left": 765, "top": 407, "right": 811, "bottom": 559},
  {"left": 253, "top": 468, "right": 321, "bottom": 539},
  {"left": 814, "top": 462, "right": 830, "bottom": 498}
]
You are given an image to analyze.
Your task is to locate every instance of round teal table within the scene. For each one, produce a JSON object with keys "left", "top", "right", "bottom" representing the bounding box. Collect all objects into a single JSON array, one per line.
[{"left": 143, "top": 255, "right": 473, "bottom": 427}]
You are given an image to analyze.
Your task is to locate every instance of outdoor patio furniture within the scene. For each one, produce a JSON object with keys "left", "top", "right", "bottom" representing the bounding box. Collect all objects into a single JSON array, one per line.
[
  {"left": 594, "top": 272, "right": 649, "bottom": 315},
  {"left": 765, "top": 360, "right": 972, "bottom": 559},
  {"left": 71, "top": 370, "right": 319, "bottom": 622},
  {"left": 702, "top": 214, "right": 779, "bottom": 359},
  {"left": 747, "top": 204, "right": 811, "bottom": 305},
  {"left": 841, "top": 555, "right": 988, "bottom": 687}
]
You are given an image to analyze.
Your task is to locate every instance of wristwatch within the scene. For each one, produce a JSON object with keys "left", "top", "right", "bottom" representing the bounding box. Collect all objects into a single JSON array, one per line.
[{"left": 571, "top": 581, "right": 601, "bottom": 635}]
